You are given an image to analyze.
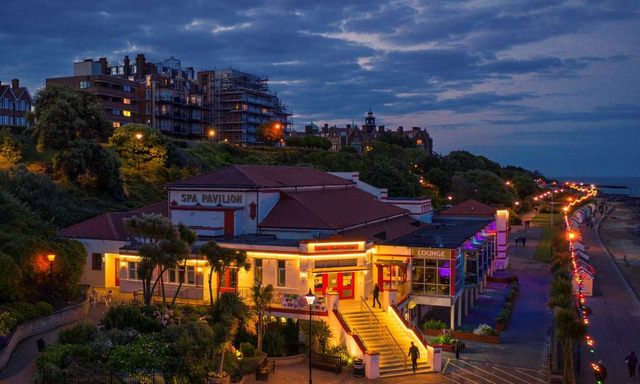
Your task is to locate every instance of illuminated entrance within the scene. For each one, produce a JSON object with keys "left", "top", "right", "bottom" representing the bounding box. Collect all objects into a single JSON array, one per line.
[
  {"left": 314, "top": 273, "right": 355, "bottom": 300},
  {"left": 376, "top": 261, "right": 408, "bottom": 291}
]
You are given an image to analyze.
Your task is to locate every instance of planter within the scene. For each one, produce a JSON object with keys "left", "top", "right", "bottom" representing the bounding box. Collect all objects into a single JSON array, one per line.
[
  {"left": 431, "top": 343, "right": 455, "bottom": 352},
  {"left": 208, "top": 375, "right": 230, "bottom": 384},
  {"left": 453, "top": 330, "right": 500, "bottom": 344},
  {"left": 423, "top": 328, "right": 444, "bottom": 336}
]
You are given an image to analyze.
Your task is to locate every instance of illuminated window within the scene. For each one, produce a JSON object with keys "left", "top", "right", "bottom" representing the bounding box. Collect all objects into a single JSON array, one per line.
[
  {"left": 128, "top": 262, "right": 137, "bottom": 280},
  {"left": 277, "top": 260, "right": 286, "bottom": 286},
  {"left": 91, "top": 253, "right": 102, "bottom": 270},
  {"left": 416, "top": 139, "right": 423, "bottom": 144},
  {"left": 254, "top": 259, "right": 263, "bottom": 283},
  {"left": 169, "top": 268, "right": 176, "bottom": 283},
  {"left": 112, "top": 122, "right": 121, "bottom": 128},
  {"left": 123, "top": 110, "right": 131, "bottom": 117},
  {"left": 187, "top": 266, "right": 195, "bottom": 284},
  {"left": 123, "top": 98, "right": 131, "bottom": 105}
]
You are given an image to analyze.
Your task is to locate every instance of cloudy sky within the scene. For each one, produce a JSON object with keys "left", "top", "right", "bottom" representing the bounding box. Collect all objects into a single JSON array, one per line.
[{"left": 2, "top": 0, "right": 639, "bottom": 177}]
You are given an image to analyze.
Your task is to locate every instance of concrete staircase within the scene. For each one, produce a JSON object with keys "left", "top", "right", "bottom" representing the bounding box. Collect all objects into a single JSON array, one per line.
[{"left": 340, "top": 301, "right": 431, "bottom": 377}]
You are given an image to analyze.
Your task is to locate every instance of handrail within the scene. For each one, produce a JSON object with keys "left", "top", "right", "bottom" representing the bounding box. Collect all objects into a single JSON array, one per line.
[
  {"left": 359, "top": 297, "right": 407, "bottom": 371},
  {"left": 352, "top": 328, "right": 369, "bottom": 351}
]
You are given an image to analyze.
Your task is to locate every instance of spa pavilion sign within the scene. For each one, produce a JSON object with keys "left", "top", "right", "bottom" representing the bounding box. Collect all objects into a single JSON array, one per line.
[{"left": 179, "top": 192, "right": 243, "bottom": 205}]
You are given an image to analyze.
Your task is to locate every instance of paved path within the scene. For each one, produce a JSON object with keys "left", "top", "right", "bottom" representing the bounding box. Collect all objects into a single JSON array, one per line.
[
  {"left": 0, "top": 303, "right": 105, "bottom": 384},
  {"left": 456, "top": 211, "right": 552, "bottom": 371},
  {"left": 577, "top": 211, "right": 640, "bottom": 384}
]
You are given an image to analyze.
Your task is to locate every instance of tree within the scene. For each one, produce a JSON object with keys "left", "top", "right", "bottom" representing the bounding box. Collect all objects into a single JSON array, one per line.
[
  {"left": 200, "top": 240, "right": 251, "bottom": 305},
  {"left": 300, "top": 320, "right": 333, "bottom": 352},
  {"left": 256, "top": 122, "right": 284, "bottom": 146},
  {"left": 285, "top": 136, "right": 305, "bottom": 147},
  {"left": 425, "top": 168, "right": 451, "bottom": 196},
  {"left": 360, "top": 159, "right": 419, "bottom": 197},
  {"left": 124, "top": 213, "right": 180, "bottom": 305},
  {"left": 29, "top": 84, "right": 112, "bottom": 151},
  {"left": 0, "top": 128, "right": 23, "bottom": 164},
  {"left": 212, "top": 291, "right": 256, "bottom": 376},
  {"left": 109, "top": 124, "right": 170, "bottom": 169},
  {"left": 555, "top": 308, "right": 588, "bottom": 383},
  {"left": 303, "top": 136, "right": 332, "bottom": 150},
  {"left": 250, "top": 282, "right": 275, "bottom": 352},
  {"left": 512, "top": 173, "right": 538, "bottom": 200}
]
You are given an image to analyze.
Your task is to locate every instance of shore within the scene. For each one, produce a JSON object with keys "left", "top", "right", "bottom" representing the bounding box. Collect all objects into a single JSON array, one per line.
[{"left": 598, "top": 198, "right": 640, "bottom": 299}]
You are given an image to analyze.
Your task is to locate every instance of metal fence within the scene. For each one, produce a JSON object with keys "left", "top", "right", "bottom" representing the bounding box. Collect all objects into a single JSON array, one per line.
[{"left": 36, "top": 370, "right": 191, "bottom": 384}]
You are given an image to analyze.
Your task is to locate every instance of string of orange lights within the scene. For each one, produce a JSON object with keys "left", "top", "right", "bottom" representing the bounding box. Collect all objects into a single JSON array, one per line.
[{"left": 563, "top": 182, "right": 600, "bottom": 376}]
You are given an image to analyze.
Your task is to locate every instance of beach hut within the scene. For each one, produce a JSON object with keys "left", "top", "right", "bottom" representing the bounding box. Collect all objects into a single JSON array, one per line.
[
  {"left": 574, "top": 210, "right": 585, "bottom": 223},
  {"left": 573, "top": 241, "right": 585, "bottom": 252},
  {"left": 573, "top": 265, "right": 594, "bottom": 297},
  {"left": 575, "top": 249, "right": 589, "bottom": 262}
]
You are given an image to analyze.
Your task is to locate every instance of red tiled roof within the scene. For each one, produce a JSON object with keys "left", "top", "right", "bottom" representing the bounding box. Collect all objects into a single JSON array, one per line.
[
  {"left": 60, "top": 201, "right": 167, "bottom": 241},
  {"left": 342, "top": 216, "right": 427, "bottom": 244},
  {"left": 259, "top": 189, "right": 408, "bottom": 230},
  {"left": 166, "top": 165, "right": 354, "bottom": 189},
  {"left": 437, "top": 199, "right": 496, "bottom": 218}
]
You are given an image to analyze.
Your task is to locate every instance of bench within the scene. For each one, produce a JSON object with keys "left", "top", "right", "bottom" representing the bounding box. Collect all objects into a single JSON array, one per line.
[
  {"left": 312, "top": 353, "right": 342, "bottom": 374},
  {"left": 256, "top": 356, "right": 275, "bottom": 381}
]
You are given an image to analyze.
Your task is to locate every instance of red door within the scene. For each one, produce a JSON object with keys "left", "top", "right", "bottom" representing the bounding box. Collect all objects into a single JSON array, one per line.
[
  {"left": 224, "top": 211, "right": 234, "bottom": 236},
  {"left": 219, "top": 269, "right": 237, "bottom": 293},
  {"left": 313, "top": 273, "right": 354, "bottom": 300},
  {"left": 114, "top": 258, "right": 120, "bottom": 287}
]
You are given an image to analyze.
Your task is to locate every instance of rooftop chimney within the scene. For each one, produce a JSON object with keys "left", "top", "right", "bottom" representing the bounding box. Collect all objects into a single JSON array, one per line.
[
  {"left": 124, "top": 56, "right": 131, "bottom": 76},
  {"left": 135, "top": 54, "right": 146, "bottom": 80},
  {"left": 378, "top": 125, "right": 385, "bottom": 133},
  {"left": 398, "top": 126, "right": 404, "bottom": 134},
  {"left": 11, "top": 79, "right": 19, "bottom": 89},
  {"left": 98, "top": 57, "right": 108, "bottom": 75}
]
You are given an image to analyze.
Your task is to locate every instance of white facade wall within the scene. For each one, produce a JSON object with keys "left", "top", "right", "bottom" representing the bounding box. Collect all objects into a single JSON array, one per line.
[{"left": 74, "top": 238, "right": 127, "bottom": 288}]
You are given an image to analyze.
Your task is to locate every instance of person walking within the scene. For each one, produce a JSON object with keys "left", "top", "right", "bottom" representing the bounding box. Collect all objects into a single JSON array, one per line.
[
  {"left": 594, "top": 360, "right": 607, "bottom": 383},
  {"left": 408, "top": 342, "right": 420, "bottom": 373},
  {"left": 372, "top": 283, "right": 381, "bottom": 308},
  {"left": 522, "top": 237, "right": 527, "bottom": 247},
  {"left": 515, "top": 236, "right": 521, "bottom": 247},
  {"left": 626, "top": 351, "right": 638, "bottom": 378}
]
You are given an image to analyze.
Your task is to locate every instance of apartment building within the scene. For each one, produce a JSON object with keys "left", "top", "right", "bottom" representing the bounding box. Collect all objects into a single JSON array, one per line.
[
  {"left": 198, "top": 69, "right": 292, "bottom": 145},
  {"left": 46, "top": 55, "right": 208, "bottom": 138},
  {"left": 0, "top": 79, "right": 33, "bottom": 127}
]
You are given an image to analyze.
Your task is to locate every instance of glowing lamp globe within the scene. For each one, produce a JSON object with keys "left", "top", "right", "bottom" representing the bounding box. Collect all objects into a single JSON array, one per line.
[
  {"left": 135, "top": 133, "right": 143, "bottom": 140},
  {"left": 305, "top": 289, "right": 316, "bottom": 305},
  {"left": 47, "top": 254, "right": 56, "bottom": 262}
]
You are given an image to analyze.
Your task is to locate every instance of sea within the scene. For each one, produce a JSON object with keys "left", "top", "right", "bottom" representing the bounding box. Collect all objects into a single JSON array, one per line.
[{"left": 552, "top": 177, "right": 640, "bottom": 197}]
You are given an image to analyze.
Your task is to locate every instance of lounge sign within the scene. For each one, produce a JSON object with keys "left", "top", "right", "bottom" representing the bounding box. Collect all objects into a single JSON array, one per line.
[
  {"left": 412, "top": 248, "right": 449, "bottom": 260},
  {"left": 180, "top": 193, "right": 243, "bottom": 205}
]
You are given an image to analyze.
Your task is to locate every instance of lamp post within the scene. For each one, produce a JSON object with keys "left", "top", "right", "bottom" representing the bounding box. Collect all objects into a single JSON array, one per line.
[
  {"left": 551, "top": 189, "right": 558, "bottom": 227},
  {"left": 47, "top": 254, "right": 56, "bottom": 305},
  {"left": 134, "top": 132, "right": 143, "bottom": 170},
  {"left": 208, "top": 129, "right": 215, "bottom": 143},
  {"left": 305, "top": 289, "right": 316, "bottom": 384}
]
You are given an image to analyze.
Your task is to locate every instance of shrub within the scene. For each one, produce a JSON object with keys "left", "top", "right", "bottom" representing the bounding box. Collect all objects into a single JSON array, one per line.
[
  {"left": 0, "top": 129, "right": 23, "bottom": 164},
  {"left": 0, "top": 312, "right": 18, "bottom": 336},
  {"left": 496, "top": 309, "right": 510, "bottom": 323},
  {"left": 107, "top": 334, "right": 169, "bottom": 372},
  {"left": 102, "top": 304, "right": 161, "bottom": 333},
  {"left": 263, "top": 330, "right": 286, "bottom": 357},
  {"left": 423, "top": 319, "right": 448, "bottom": 330},
  {"left": 431, "top": 334, "right": 456, "bottom": 345},
  {"left": 36, "top": 302, "right": 54, "bottom": 316},
  {"left": 326, "top": 344, "right": 354, "bottom": 365},
  {"left": 239, "top": 342, "right": 256, "bottom": 358},
  {"left": 473, "top": 324, "right": 500, "bottom": 336},
  {"left": 505, "top": 291, "right": 516, "bottom": 302},
  {"left": 37, "top": 344, "right": 94, "bottom": 370},
  {"left": 0, "top": 301, "right": 53, "bottom": 326},
  {"left": 59, "top": 321, "right": 97, "bottom": 344}
]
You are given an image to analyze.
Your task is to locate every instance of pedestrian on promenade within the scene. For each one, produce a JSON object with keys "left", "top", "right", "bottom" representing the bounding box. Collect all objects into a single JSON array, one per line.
[
  {"left": 595, "top": 360, "right": 607, "bottom": 383},
  {"left": 372, "top": 283, "right": 381, "bottom": 308},
  {"left": 408, "top": 341, "right": 420, "bottom": 373},
  {"left": 626, "top": 351, "right": 638, "bottom": 378},
  {"left": 522, "top": 237, "right": 527, "bottom": 247},
  {"left": 516, "top": 236, "right": 521, "bottom": 247}
]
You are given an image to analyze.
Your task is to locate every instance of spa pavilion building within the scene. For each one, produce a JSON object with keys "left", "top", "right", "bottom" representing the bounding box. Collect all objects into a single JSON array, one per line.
[{"left": 62, "top": 165, "right": 509, "bottom": 378}]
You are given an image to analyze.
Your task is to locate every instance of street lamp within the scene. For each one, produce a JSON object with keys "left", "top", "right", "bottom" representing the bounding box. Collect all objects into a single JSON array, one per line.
[
  {"left": 208, "top": 129, "right": 215, "bottom": 143},
  {"left": 47, "top": 254, "right": 56, "bottom": 305},
  {"left": 134, "top": 132, "right": 143, "bottom": 170},
  {"left": 305, "top": 289, "right": 316, "bottom": 384}
]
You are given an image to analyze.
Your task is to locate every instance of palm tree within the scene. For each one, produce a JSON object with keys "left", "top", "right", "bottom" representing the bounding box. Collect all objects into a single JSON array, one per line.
[
  {"left": 169, "top": 223, "right": 197, "bottom": 306},
  {"left": 200, "top": 241, "right": 251, "bottom": 306},
  {"left": 300, "top": 319, "right": 333, "bottom": 352},
  {"left": 125, "top": 213, "right": 177, "bottom": 305},
  {"left": 555, "top": 308, "right": 588, "bottom": 383},
  {"left": 250, "top": 282, "right": 275, "bottom": 352},
  {"left": 212, "top": 291, "right": 256, "bottom": 376}
]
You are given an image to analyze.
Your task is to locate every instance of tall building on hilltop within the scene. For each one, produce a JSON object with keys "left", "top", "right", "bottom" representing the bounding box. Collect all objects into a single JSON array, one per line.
[
  {"left": 47, "top": 55, "right": 291, "bottom": 143},
  {"left": 307, "top": 110, "right": 434, "bottom": 154},
  {"left": 0, "top": 79, "right": 33, "bottom": 127},
  {"left": 198, "top": 69, "right": 292, "bottom": 145}
]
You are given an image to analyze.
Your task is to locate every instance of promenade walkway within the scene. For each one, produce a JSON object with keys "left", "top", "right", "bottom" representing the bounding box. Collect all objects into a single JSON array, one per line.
[
  {"left": 0, "top": 303, "right": 105, "bottom": 384},
  {"left": 577, "top": 212, "right": 640, "bottom": 383}
]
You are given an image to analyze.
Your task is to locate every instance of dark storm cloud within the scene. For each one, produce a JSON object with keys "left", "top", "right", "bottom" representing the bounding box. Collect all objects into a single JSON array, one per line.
[{"left": 1, "top": 0, "right": 639, "bottom": 175}]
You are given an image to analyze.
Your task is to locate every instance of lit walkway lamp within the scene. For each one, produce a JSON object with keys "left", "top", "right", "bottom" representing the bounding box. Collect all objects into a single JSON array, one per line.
[
  {"left": 305, "top": 289, "right": 316, "bottom": 384},
  {"left": 47, "top": 254, "right": 56, "bottom": 305},
  {"left": 135, "top": 132, "right": 143, "bottom": 170}
]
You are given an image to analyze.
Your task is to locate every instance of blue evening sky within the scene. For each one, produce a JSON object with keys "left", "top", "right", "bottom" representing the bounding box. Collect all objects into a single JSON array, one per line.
[{"left": 1, "top": 0, "right": 639, "bottom": 176}]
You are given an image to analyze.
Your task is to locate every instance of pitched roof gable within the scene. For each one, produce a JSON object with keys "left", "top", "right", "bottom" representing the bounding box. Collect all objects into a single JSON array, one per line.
[
  {"left": 259, "top": 188, "right": 408, "bottom": 230},
  {"left": 166, "top": 165, "right": 354, "bottom": 189},
  {"left": 60, "top": 201, "right": 168, "bottom": 241}
]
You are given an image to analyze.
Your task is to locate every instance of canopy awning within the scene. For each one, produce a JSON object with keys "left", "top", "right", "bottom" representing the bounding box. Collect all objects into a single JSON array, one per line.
[{"left": 375, "top": 259, "right": 408, "bottom": 266}]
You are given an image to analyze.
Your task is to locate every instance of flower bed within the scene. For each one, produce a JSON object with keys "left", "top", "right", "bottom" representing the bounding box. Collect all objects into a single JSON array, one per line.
[
  {"left": 423, "top": 325, "right": 501, "bottom": 344},
  {"left": 495, "top": 281, "right": 520, "bottom": 331}
]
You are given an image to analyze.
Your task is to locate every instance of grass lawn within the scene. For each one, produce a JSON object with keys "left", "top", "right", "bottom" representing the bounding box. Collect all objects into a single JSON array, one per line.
[{"left": 532, "top": 212, "right": 564, "bottom": 262}]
